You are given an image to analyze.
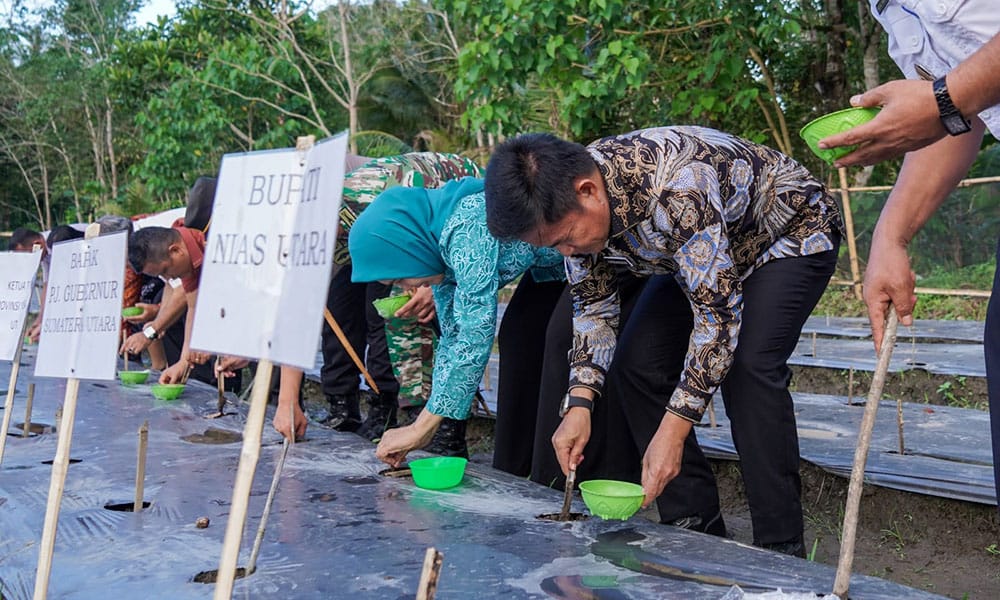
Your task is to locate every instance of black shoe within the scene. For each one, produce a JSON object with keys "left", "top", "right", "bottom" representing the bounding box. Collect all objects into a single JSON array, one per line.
[
  {"left": 323, "top": 393, "right": 361, "bottom": 432},
  {"left": 357, "top": 393, "right": 399, "bottom": 441},
  {"left": 424, "top": 417, "right": 468, "bottom": 458},
  {"left": 761, "top": 538, "right": 806, "bottom": 558},
  {"left": 665, "top": 510, "right": 727, "bottom": 538}
]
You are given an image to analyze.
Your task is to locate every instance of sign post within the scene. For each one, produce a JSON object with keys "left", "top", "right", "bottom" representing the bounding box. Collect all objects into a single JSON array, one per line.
[
  {"left": 189, "top": 134, "right": 347, "bottom": 598},
  {"left": 0, "top": 247, "right": 43, "bottom": 466},
  {"left": 32, "top": 227, "right": 125, "bottom": 599}
]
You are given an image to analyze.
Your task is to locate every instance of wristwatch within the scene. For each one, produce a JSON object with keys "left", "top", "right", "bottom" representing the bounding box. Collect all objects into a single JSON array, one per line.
[
  {"left": 143, "top": 324, "right": 160, "bottom": 340},
  {"left": 933, "top": 76, "right": 971, "bottom": 136},
  {"left": 559, "top": 393, "right": 593, "bottom": 418}
]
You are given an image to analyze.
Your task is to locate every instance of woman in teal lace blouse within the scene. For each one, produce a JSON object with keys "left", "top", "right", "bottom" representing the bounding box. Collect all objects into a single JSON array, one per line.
[{"left": 349, "top": 177, "right": 565, "bottom": 467}]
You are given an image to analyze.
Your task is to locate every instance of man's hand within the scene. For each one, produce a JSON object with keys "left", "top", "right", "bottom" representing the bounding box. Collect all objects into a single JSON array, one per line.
[
  {"left": 159, "top": 361, "right": 188, "bottom": 384},
  {"left": 640, "top": 412, "right": 692, "bottom": 508},
  {"left": 551, "top": 407, "right": 591, "bottom": 476},
  {"left": 273, "top": 402, "right": 307, "bottom": 441},
  {"left": 123, "top": 302, "right": 159, "bottom": 324},
  {"left": 818, "top": 79, "right": 945, "bottom": 167},
  {"left": 215, "top": 355, "right": 250, "bottom": 377},
  {"left": 393, "top": 286, "right": 436, "bottom": 323},
  {"left": 188, "top": 350, "right": 211, "bottom": 365},
  {"left": 27, "top": 317, "right": 41, "bottom": 343},
  {"left": 374, "top": 409, "right": 441, "bottom": 468},
  {"left": 863, "top": 236, "right": 917, "bottom": 352},
  {"left": 120, "top": 331, "right": 153, "bottom": 356}
]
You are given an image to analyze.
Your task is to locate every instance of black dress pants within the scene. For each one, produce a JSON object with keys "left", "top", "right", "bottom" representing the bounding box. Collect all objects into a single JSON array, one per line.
[
  {"left": 609, "top": 249, "right": 838, "bottom": 545},
  {"left": 320, "top": 264, "right": 399, "bottom": 397},
  {"left": 529, "top": 273, "right": 646, "bottom": 488},
  {"left": 493, "top": 272, "right": 566, "bottom": 476}
]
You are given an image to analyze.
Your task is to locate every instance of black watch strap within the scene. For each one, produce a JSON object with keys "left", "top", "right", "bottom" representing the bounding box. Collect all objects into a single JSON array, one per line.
[
  {"left": 933, "top": 76, "right": 971, "bottom": 136},
  {"left": 560, "top": 394, "right": 593, "bottom": 417}
]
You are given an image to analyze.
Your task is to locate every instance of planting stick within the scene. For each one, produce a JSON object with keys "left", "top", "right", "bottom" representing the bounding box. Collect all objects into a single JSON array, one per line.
[
  {"left": 896, "top": 396, "right": 905, "bottom": 455},
  {"left": 246, "top": 437, "right": 290, "bottom": 575},
  {"left": 847, "top": 368, "right": 854, "bottom": 404},
  {"left": 323, "top": 308, "right": 379, "bottom": 395},
  {"left": 214, "top": 359, "right": 273, "bottom": 600},
  {"left": 22, "top": 383, "right": 34, "bottom": 438},
  {"left": 0, "top": 315, "right": 31, "bottom": 467},
  {"left": 415, "top": 547, "right": 444, "bottom": 600},
  {"left": 707, "top": 399, "right": 717, "bottom": 428},
  {"left": 33, "top": 378, "right": 81, "bottom": 600},
  {"left": 288, "top": 396, "right": 295, "bottom": 446},
  {"left": 559, "top": 468, "right": 576, "bottom": 520},
  {"left": 122, "top": 329, "right": 129, "bottom": 372},
  {"left": 134, "top": 420, "right": 149, "bottom": 513},
  {"left": 832, "top": 308, "right": 899, "bottom": 599}
]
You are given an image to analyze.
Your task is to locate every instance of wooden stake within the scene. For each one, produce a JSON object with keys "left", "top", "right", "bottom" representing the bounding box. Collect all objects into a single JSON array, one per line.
[
  {"left": 415, "top": 547, "right": 444, "bottom": 600},
  {"left": 896, "top": 397, "right": 905, "bottom": 455},
  {"left": 23, "top": 382, "right": 34, "bottom": 438},
  {"left": 323, "top": 308, "right": 379, "bottom": 395},
  {"left": 246, "top": 438, "right": 290, "bottom": 575},
  {"left": 832, "top": 308, "right": 899, "bottom": 599},
  {"left": 836, "top": 167, "right": 863, "bottom": 302},
  {"left": 122, "top": 329, "right": 129, "bottom": 372},
  {"left": 134, "top": 420, "right": 149, "bottom": 513},
  {"left": 707, "top": 399, "right": 717, "bottom": 428},
  {"left": 33, "top": 378, "right": 81, "bottom": 600},
  {"left": 0, "top": 315, "right": 31, "bottom": 466},
  {"left": 811, "top": 331, "right": 817, "bottom": 357},
  {"left": 213, "top": 359, "right": 274, "bottom": 600},
  {"left": 847, "top": 368, "right": 854, "bottom": 404}
]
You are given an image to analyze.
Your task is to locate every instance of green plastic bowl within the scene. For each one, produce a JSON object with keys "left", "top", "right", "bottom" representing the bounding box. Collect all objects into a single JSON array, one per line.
[
  {"left": 579, "top": 479, "right": 645, "bottom": 521},
  {"left": 122, "top": 306, "right": 143, "bottom": 318},
  {"left": 151, "top": 383, "right": 185, "bottom": 401},
  {"left": 372, "top": 294, "right": 411, "bottom": 319},
  {"left": 800, "top": 107, "right": 880, "bottom": 165},
  {"left": 118, "top": 370, "right": 150, "bottom": 386},
  {"left": 408, "top": 456, "right": 467, "bottom": 490}
]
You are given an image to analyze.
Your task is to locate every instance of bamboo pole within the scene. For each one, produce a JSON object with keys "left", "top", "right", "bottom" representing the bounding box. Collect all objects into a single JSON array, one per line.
[
  {"left": 246, "top": 438, "right": 290, "bottom": 575},
  {"left": 829, "top": 174, "right": 1000, "bottom": 194},
  {"left": 22, "top": 382, "right": 34, "bottom": 438},
  {"left": 323, "top": 307, "right": 379, "bottom": 395},
  {"left": 415, "top": 547, "right": 444, "bottom": 600},
  {"left": 832, "top": 308, "right": 899, "bottom": 599},
  {"left": 0, "top": 316, "right": 31, "bottom": 466},
  {"left": 213, "top": 359, "right": 274, "bottom": 600},
  {"left": 33, "top": 378, "right": 81, "bottom": 600},
  {"left": 836, "top": 168, "right": 863, "bottom": 301},
  {"left": 134, "top": 420, "right": 149, "bottom": 513},
  {"left": 829, "top": 278, "right": 992, "bottom": 298}
]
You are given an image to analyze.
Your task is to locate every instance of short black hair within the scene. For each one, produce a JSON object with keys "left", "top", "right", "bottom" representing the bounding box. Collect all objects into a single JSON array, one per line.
[
  {"left": 484, "top": 133, "right": 597, "bottom": 240},
  {"left": 128, "top": 227, "right": 180, "bottom": 274},
  {"left": 10, "top": 227, "right": 43, "bottom": 250},
  {"left": 46, "top": 225, "right": 84, "bottom": 247}
]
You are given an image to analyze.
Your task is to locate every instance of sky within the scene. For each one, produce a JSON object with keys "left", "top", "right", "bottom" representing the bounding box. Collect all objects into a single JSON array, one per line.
[{"left": 134, "top": 0, "right": 176, "bottom": 26}]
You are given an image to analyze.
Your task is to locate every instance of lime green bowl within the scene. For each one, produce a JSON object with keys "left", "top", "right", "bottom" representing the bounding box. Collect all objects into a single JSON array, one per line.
[
  {"left": 800, "top": 107, "right": 880, "bottom": 165},
  {"left": 151, "top": 383, "right": 185, "bottom": 401},
  {"left": 408, "top": 456, "right": 467, "bottom": 490},
  {"left": 118, "top": 370, "right": 150, "bottom": 386},
  {"left": 122, "top": 306, "right": 143, "bottom": 318},
  {"left": 579, "top": 479, "right": 645, "bottom": 521},
  {"left": 372, "top": 294, "right": 411, "bottom": 319}
]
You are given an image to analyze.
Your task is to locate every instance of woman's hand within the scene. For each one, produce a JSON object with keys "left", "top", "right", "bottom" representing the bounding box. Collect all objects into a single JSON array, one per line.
[
  {"left": 374, "top": 409, "right": 442, "bottom": 467},
  {"left": 551, "top": 407, "right": 591, "bottom": 476},
  {"left": 394, "top": 286, "right": 436, "bottom": 323}
]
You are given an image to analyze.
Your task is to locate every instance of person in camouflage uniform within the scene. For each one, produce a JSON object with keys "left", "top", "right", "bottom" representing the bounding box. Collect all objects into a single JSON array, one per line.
[{"left": 328, "top": 152, "right": 482, "bottom": 446}]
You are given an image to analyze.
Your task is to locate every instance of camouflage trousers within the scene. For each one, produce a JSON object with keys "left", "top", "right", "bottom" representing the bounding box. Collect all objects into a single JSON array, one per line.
[{"left": 385, "top": 317, "right": 436, "bottom": 408}]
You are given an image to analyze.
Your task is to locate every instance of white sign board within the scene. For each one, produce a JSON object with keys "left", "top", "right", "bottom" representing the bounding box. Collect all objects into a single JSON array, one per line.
[
  {"left": 190, "top": 133, "right": 347, "bottom": 369},
  {"left": 0, "top": 250, "right": 42, "bottom": 361},
  {"left": 34, "top": 232, "right": 127, "bottom": 380},
  {"left": 133, "top": 207, "right": 186, "bottom": 231}
]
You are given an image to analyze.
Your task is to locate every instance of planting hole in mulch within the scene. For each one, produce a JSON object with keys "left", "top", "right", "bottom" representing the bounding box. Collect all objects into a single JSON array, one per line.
[
  {"left": 191, "top": 567, "right": 249, "bottom": 583},
  {"left": 536, "top": 512, "right": 589, "bottom": 522},
  {"left": 341, "top": 475, "right": 379, "bottom": 485},
  {"left": 180, "top": 428, "right": 242, "bottom": 444},
  {"left": 41, "top": 458, "right": 82, "bottom": 465},
  {"left": 309, "top": 492, "right": 337, "bottom": 502},
  {"left": 379, "top": 467, "right": 412, "bottom": 478},
  {"left": 104, "top": 501, "right": 151, "bottom": 512},
  {"left": 14, "top": 422, "right": 54, "bottom": 435}
]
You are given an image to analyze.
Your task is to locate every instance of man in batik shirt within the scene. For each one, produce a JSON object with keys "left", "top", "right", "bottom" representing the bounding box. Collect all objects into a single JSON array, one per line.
[{"left": 484, "top": 127, "right": 842, "bottom": 557}]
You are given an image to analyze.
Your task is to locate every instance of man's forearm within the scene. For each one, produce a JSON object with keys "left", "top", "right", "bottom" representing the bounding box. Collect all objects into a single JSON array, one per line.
[
  {"left": 949, "top": 33, "right": 1000, "bottom": 118},
  {"left": 149, "top": 284, "right": 186, "bottom": 334}
]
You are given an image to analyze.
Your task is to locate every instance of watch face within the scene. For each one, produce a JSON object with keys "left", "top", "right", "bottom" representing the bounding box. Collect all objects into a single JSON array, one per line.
[{"left": 944, "top": 114, "right": 971, "bottom": 135}]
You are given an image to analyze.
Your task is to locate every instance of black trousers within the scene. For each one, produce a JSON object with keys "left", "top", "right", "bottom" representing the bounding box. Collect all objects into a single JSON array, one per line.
[
  {"left": 529, "top": 273, "right": 647, "bottom": 488},
  {"left": 321, "top": 264, "right": 399, "bottom": 397},
  {"left": 609, "top": 249, "right": 838, "bottom": 545},
  {"left": 493, "top": 272, "right": 567, "bottom": 476},
  {"left": 984, "top": 238, "right": 1000, "bottom": 513}
]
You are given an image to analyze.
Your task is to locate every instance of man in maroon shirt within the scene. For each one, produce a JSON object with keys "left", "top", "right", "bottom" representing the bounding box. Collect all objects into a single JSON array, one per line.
[{"left": 127, "top": 219, "right": 210, "bottom": 384}]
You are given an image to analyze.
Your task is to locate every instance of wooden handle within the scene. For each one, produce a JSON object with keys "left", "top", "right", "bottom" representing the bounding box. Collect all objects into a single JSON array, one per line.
[{"left": 323, "top": 307, "right": 379, "bottom": 395}]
